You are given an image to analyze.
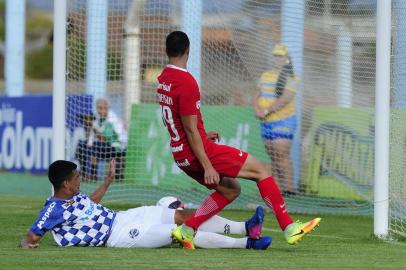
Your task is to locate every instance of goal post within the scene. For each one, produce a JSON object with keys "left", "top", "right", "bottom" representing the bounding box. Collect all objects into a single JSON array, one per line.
[
  {"left": 52, "top": 0, "right": 67, "bottom": 162},
  {"left": 374, "top": 0, "right": 391, "bottom": 239},
  {"left": 280, "top": 0, "right": 305, "bottom": 192}
]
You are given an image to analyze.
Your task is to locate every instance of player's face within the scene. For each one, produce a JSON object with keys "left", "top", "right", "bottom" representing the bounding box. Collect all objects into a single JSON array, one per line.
[{"left": 66, "top": 170, "right": 81, "bottom": 195}]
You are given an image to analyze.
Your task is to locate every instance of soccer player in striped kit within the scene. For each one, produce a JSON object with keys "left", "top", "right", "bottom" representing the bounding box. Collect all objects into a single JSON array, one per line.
[{"left": 19, "top": 160, "right": 272, "bottom": 250}]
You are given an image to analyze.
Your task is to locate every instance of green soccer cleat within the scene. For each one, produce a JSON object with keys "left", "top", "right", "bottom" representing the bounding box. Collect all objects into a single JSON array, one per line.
[
  {"left": 172, "top": 224, "right": 195, "bottom": 250},
  {"left": 284, "top": 217, "right": 321, "bottom": 245}
]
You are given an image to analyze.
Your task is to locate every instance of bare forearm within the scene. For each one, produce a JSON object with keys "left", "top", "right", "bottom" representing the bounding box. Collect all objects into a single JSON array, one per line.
[
  {"left": 90, "top": 159, "right": 115, "bottom": 203},
  {"left": 181, "top": 114, "right": 219, "bottom": 184},
  {"left": 186, "top": 131, "right": 212, "bottom": 169},
  {"left": 90, "top": 181, "right": 111, "bottom": 203}
]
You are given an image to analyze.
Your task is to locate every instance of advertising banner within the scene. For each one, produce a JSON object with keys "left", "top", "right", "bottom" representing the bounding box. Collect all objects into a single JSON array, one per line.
[
  {"left": 0, "top": 96, "right": 53, "bottom": 173},
  {"left": 0, "top": 95, "right": 93, "bottom": 173},
  {"left": 305, "top": 107, "right": 374, "bottom": 200}
]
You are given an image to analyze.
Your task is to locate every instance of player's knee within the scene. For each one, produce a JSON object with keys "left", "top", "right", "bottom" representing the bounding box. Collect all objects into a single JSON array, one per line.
[
  {"left": 225, "top": 187, "right": 241, "bottom": 202},
  {"left": 228, "top": 186, "right": 241, "bottom": 201},
  {"left": 240, "top": 155, "right": 273, "bottom": 181},
  {"left": 257, "top": 172, "right": 270, "bottom": 182},
  {"left": 218, "top": 185, "right": 240, "bottom": 202},
  {"left": 217, "top": 177, "right": 241, "bottom": 201},
  {"left": 251, "top": 160, "right": 271, "bottom": 181}
]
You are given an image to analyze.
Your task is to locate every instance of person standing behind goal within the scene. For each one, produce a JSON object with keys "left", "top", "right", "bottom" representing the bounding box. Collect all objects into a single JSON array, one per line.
[
  {"left": 253, "top": 44, "right": 298, "bottom": 195},
  {"left": 156, "top": 31, "right": 321, "bottom": 249}
]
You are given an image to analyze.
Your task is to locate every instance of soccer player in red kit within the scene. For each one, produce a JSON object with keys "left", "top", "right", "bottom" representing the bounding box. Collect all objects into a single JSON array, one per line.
[{"left": 157, "top": 31, "right": 320, "bottom": 249}]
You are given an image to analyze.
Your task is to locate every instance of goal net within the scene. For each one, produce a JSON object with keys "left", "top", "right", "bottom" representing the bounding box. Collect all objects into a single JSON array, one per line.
[{"left": 65, "top": 0, "right": 406, "bottom": 238}]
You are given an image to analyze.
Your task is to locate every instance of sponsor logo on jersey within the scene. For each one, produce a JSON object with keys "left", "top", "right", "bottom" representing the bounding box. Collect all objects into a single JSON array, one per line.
[
  {"left": 157, "top": 82, "right": 172, "bottom": 92},
  {"left": 79, "top": 202, "right": 95, "bottom": 222},
  {"left": 176, "top": 159, "right": 190, "bottom": 167},
  {"left": 64, "top": 199, "right": 75, "bottom": 207},
  {"left": 171, "top": 144, "right": 183, "bottom": 153},
  {"left": 129, "top": 228, "right": 139, "bottom": 239},
  {"left": 157, "top": 93, "right": 173, "bottom": 105},
  {"left": 37, "top": 201, "right": 56, "bottom": 229}
]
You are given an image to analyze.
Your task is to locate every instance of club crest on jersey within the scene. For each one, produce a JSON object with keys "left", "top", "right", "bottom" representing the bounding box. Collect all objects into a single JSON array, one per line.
[
  {"left": 196, "top": 100, "right": 201, "bottom": 110},
  {"left": 129, "top": 228, "right": 139, "bottom": 239},
  {"left": 64, "top": 199, "right": 75, "bottom": 207},
  {"left": 224, "top": 224, "right": 231, "bottom": 234}
]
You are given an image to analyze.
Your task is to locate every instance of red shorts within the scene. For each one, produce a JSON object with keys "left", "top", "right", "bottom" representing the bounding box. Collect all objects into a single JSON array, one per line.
[{"left": 177, "top": 143, "right": 249, "bottom": 189}]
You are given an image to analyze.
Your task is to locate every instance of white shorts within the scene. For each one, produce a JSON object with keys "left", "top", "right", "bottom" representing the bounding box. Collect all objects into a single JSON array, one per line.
[{"left": 106, "top": 206, "right": 177, "bottom": 248}]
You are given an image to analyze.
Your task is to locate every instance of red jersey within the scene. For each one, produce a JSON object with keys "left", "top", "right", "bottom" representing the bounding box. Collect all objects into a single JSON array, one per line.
[{"left": 157, "top": 65, "right": 210, "bottom": 163}]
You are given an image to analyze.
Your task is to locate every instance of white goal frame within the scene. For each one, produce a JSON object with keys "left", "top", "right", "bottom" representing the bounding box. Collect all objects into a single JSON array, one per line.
[{"left": 53, "top": 0, "right": 392, "bottom": 238}]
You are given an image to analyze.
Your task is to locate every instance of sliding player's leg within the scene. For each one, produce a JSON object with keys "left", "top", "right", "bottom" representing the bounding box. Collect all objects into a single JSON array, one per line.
[
  {"left": 194, "top": 231, "right": 272, "bottom": 250},
  {"left": 175, "top": 205, "right": 264, "bottom": 239},
  {"left": 172, "top": 177, "right": 240, "bottom": 249},
  {"left": 106, "top": 206, "right": 177, "bottom": 248},
  {"left": 172, "top": 204, "right": 265, "bottom": 250},
  {"left": 199, "top": 206, "right": 264, "bottom": 239}
]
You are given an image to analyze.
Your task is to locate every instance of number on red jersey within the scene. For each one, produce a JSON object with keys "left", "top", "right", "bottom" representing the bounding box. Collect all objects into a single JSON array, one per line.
[{"left": 160, "top": 105, "right": 180, "bottom": 141}]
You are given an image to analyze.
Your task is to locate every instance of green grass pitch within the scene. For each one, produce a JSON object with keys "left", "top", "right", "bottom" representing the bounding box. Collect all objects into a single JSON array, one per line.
[{"left": 1, "top": 195, "right": 406, "bottom": 270}]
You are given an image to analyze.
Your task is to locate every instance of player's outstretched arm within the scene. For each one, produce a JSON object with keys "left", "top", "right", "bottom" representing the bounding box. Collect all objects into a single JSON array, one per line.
[
  {"left": 19, "top": 231, "right": 41, "bottom": 249},
  {"left": 90, "top": 159, "right": 116, "bottom": 203},
  {"left": 180, "top": 115, "right": 219, "bottom": 185}
]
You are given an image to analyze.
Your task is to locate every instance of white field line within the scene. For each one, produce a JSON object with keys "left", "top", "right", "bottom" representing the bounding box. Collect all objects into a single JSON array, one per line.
[{"left": 263, "top": 227, "right": 406, "bottom": 245}]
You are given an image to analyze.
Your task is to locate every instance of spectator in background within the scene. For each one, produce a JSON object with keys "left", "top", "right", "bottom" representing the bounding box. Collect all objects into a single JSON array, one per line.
[
  {"left": 75, "top": 98, "right": 128, "bottom": 181},
  {"left": 253, "top": 44, "right": 299, "bottom": 195}
]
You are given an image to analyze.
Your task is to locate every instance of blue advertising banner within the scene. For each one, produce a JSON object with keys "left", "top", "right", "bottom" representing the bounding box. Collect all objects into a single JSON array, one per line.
[
  {"left": 0, "top": 95, "right": 93, "bottom": 173},
  {"left": 0, "top": 96, "right": 52, "bottom": 173}
]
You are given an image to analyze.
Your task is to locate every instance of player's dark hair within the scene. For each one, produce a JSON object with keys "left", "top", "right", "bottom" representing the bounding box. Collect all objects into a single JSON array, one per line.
[
  {"left": 168, "top": 200, "right": 182, "bottom": 209},
  {"left": 166, "top": 31, "right": 190, "bottom": 57},
  {"left": 48, "top": 160, "right": 77, "bottom": 190},
  {"left": 275, "top": 57, "right": 295, "bottom": 98}
]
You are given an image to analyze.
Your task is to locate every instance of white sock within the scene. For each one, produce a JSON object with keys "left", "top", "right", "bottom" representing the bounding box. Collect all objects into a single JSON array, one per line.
[
  {"left": 194, "top": 231, "right": 247, "bottom": 249},
  {"left": 198, "top": 215, "right": 246, "bottom": 235}
]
